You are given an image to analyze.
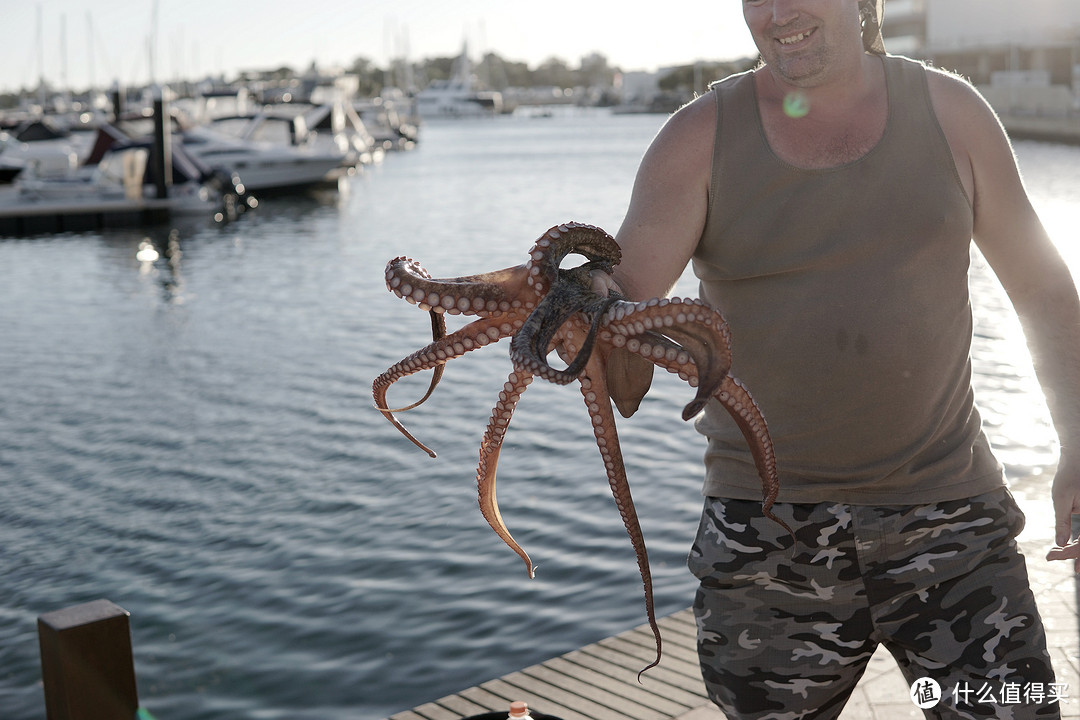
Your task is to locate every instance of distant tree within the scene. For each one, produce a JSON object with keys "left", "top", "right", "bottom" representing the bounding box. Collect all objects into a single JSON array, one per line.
[
  {"left": 349, "top": 57, "right": 384, "bottom": 96},
  {"left": 415, "top": 56, "right": 456, "bottom": 89},
  {"left": 477, "top": 52, "right": 531, "bottom": 90},
  {"left": 579, "top": 53, "right": 616, "bottom": 88},
  {"left": 532, "top": 57, "right": 575, "bottom": 88},
  {"left": 658, "top": 59, "right": 757, "bottom": 94}
]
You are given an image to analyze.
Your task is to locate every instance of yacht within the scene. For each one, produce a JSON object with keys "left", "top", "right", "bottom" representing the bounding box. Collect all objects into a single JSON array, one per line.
[
  {"left": 415, "top": 47, "right": 502, "bottom": 119},
  {"left": 180, "top": 121, "right": 346, "bottom": 192},
  {"left": 0, "top": 124, "right": 252, "bottom": 231}
]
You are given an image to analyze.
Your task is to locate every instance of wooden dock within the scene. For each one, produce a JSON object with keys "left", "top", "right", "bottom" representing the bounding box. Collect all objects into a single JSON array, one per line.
[
  {"left": 386, "top": 608, "right": 714, "bottom": 720},
  {"left": 0, "top": 189, "right": 177, "bottom": 235},
  {"left": 385, "top": 536, "right": 1080, "bottom": 720}
]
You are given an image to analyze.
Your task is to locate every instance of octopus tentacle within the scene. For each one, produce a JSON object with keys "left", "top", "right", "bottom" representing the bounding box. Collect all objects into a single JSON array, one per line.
[
  {"left": 380, "top": 309, "right": 448, "bottom": 413},
  {"left": 715, "top": 375, "right": 792, "bottom": 541},
  {"left": 477, "top": 370, "right": 536, "bottom": 577},
  {"left": 577, "top": 354, "right": 661, "bottom": 680},
  {"left": 600, "top": 300, "right": 783, "bottom": 521},
  {"left": 374, "top": 315, "right": 524, "bottom": 456},
  {"left": 523, "top": 222, "right": 621, "bottom": 297},
  {"left": 386, "top": 256, "right": 538, "bottom": 316},
  {"left": 602, "top": 298, "right": 734, "bottom": 417},
  {"left": 602, "top": 301, "right": 785, "bottom": 533}
]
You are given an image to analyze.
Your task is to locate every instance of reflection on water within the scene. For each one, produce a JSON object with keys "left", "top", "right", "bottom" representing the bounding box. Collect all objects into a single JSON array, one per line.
[{"left": 1021, "top": 141, "right": 1080, "bottom": 277}]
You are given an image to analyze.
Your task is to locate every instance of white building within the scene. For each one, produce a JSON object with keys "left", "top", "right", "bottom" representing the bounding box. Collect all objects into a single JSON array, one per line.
[{"left": 883, "top": 0, "right": 1080, "bottom": 116}]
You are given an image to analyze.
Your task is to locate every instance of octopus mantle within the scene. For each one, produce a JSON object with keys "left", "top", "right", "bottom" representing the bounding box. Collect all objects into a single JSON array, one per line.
[{"left": 373, "top": 222, "right": 785, "bottom": 677}]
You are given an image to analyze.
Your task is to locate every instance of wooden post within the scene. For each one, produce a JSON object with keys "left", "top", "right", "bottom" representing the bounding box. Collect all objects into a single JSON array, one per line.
[
  {"left": 37, "top": 599, "right": 139, "bottom": 720},
  {"left": 150, "top": 86, "right": 172, "bottom": 200},
  {"left": 109, "top": 83, "right": 124, "bottom": 123}
]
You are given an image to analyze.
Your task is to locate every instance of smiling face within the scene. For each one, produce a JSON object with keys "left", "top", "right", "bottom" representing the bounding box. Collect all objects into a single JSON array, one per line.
[{"left": 743, "top": 0, "right": 864, "bottom": 87}]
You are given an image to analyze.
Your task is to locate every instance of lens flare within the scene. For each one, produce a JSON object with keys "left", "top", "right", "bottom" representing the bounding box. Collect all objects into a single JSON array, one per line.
[{"left": 783, "top": 92, "right": 810, "bottom": 118}]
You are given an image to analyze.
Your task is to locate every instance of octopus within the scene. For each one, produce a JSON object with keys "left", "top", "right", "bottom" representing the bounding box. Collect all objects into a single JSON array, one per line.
[{"left": 373, "top": 222, "right": 785, "bottom": 678}]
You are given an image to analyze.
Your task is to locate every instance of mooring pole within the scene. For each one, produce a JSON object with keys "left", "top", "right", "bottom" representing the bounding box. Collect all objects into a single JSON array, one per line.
[
  {"left": 109, "top": 82, "right": 124, "bottom": 123},
  {"left": 151, "top": 85, "right": 172, "bottom": 200},
  {"left": 38, "top": 599, "right": 139, "bottom": 720}
]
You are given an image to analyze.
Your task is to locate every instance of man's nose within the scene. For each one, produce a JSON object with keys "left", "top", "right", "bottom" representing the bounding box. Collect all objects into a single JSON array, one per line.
[{"left": 771, "top": 0, "right": 802, "bottom": 25}]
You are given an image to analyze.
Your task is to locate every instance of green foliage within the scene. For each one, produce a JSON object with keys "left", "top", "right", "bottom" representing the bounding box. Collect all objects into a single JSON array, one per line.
[{"left": 658, "top": 58, "right": 758, "bottom": 93}]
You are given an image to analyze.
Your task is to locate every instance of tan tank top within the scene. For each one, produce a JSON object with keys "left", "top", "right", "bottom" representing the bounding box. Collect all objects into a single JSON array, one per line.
[{"left": 693, "top": 55, "right": 1004, "bottom": 504}]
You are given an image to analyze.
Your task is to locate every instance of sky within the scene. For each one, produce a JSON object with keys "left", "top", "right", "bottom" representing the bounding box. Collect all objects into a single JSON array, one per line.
[{"left": 0, "top": 1, "right": 761, "bottom": 94}]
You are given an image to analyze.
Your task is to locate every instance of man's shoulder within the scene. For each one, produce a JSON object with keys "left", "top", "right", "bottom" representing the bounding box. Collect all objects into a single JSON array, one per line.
[
  {"left": 917, "top": 59, "right": 984, "bottom": 106},
  {"left": 883, "top": 54, "right": 978, "bottom": 96},
  {"left": 920, "top": 60, "right": 1000, "bottom": 131},
  {"left": 660, "top": 87, "right": 720, "bottom": 146},
  {"left": 708, "top": 67, "right": 756, "bottom": 93}
]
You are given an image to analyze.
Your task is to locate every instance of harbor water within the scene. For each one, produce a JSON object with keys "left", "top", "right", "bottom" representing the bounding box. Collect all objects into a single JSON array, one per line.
[{"left": 0, "top": 108, "right": 1077, "bottom": 719}]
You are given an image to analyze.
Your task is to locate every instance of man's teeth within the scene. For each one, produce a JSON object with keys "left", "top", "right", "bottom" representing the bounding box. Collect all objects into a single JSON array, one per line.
[{"left": 779, "top": 30, "right": 812, "bottom": 45}]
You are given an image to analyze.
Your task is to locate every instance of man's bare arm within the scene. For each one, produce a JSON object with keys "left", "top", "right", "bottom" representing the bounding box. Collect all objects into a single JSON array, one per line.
[
  {"left": 940, "top": 73, "right": 1080, "bottom": 565},
  {"left": 609, "top": 93, "right": 717, "bottom": 301}
]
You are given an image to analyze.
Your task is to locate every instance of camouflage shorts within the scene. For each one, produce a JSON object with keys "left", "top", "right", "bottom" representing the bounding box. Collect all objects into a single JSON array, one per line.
[{"left": 688, "top": 487, "right": 1059, "bottom": 719}]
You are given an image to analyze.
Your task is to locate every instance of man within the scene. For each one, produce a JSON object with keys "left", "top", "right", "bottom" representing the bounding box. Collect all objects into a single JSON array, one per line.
[{"left": 596, "top": 0, "right": 1080, "bottom": 717}]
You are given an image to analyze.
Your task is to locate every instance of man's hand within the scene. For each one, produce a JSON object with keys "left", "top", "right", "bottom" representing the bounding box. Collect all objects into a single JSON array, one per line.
[
  {"left": 588, "top": 269, "right": 656, "bottom": 417},
  {"left": 1045, "top": 453, "right": 1080, "bottom": 572},
  {"left": 589, "top": 268, "right": 622, "bottom": 298}
]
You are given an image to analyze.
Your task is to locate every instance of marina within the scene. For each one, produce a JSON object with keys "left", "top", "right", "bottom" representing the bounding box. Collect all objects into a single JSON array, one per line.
[
  {"left": 1, "top": 105, "right": 1080, "bottom": 719},
  {"left": 0, "top": 86, "right": 418, "bottom": 233}
]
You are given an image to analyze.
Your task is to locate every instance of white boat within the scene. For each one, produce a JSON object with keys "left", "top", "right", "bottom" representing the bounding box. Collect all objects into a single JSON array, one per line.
[
  {"left": 290, "top": 100, "right": 385, "bottom": 167},
  {"left": 0, "top": 117, "right": 94, "bottom": 182},
  {"left": 415, "top": 46, "right": 502, "bottom": 119},
  {"left": 0, "top": 125, "right": 253, "bottom": 231},
  {"left": 180, "top": 120, "right": 347, "bottom": 192},
  {"left": 207, "top": 100, "right": 385, "bottom": 170},
  {"left": 353, "top": 95, "right": 419, "bottom": 152}
]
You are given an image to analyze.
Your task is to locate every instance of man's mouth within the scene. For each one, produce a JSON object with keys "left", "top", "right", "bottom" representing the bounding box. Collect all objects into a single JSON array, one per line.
[{"left": 778, "top": 28, "right": 816, "bottom": 45}]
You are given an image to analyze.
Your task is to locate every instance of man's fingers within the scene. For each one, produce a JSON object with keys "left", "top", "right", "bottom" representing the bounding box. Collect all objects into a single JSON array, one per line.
[{"left": 1046, "top": 540, "right": 1080, "bottom": 560}]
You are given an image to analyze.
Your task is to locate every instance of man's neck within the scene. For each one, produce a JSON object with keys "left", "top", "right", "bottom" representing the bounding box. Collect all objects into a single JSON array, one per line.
[
  {"left": 757, "top": 52, "right": 883, "bottom": 117},
  {"left": 753, "top": 53, "right": 889, "bottom": 169}
]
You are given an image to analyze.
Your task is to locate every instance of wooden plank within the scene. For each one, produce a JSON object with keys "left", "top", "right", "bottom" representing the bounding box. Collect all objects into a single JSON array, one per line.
[
  {"left": 620, "top": 628, "right": 701, "bottom": 666},
  {"left": 485, "top": 674, "right": 628, "bottom": 720},
  {"left": 388, "top": 712, "right": 429, "bottom": 720},
  {"left": 463, "top": 678, "right": 592, "bottom": 720},
  {"left": 597, "top": 635, "right": 701, "bottom": 677},
  {"left": 658, "top": 610, "right": 698, "bottom": 638},
  {"left": 457, "top": 685, "right": 519, "bottom": 713},
  {"left": 541, "top": 656, "right": 692, "bottom": 715},
  {"left": 578, "top": 643, "right": 704, "bottom": 686},
  {"left": 476, "top": 678, "right": 598, "bottom": 720},
  {"left": 513, "top": 664, "right": 668, "bottom": 720},
  {"left": 409, "top": 702, "right": 464, "bottom": 720},
  {"left": 435, "top": 694, "right": 491, "bottom": 716},
  {"left": 559, "top": 649, "right": 707, "bottom": 707},
  {"left": 564, "top": 643, "right": 696, "bottom": 687}
]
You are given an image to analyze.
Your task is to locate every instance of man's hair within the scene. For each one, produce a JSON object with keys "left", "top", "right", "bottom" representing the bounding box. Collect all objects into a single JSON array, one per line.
[{"left": 860, "top": 0, "right": 886, "bottom": 54}]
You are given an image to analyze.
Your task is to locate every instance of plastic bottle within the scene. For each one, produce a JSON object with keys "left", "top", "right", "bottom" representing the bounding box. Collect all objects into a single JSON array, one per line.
[{"left": 508, "top": 700, "right": 533, "bottom": 719}]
